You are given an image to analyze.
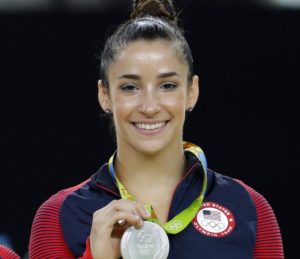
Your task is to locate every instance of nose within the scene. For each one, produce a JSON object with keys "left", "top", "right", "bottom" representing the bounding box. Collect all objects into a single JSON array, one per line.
[{"left": 138, "top": 87, "right": 161, "bottom": 116}]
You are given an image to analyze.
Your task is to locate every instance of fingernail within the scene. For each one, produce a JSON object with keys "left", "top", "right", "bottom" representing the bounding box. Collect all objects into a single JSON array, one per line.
[
  {"left": 139, "top": 218, "right": 144, "bottom": 227},
  {"left": 117, "top": 219, "right": 125, "bottom": 226}
]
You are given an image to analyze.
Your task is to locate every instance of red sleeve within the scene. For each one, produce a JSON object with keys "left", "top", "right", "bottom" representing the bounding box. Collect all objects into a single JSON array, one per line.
[
  {"left": 0, "top": 244, "right": 20, "bottom": 259},
  {"left": 237, "top": 180, "right": 284, "bottom": 259},
  {"left": 29, "top": 180, "right": 93, "bottom": 259},
  {"left": 81, "top": 238, "right": 93, "bottom": 259}
]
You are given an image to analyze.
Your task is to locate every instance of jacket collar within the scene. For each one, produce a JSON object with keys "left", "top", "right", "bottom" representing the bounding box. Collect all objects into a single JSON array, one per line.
[
  {"left": 90, "top": 152, "right": 213, "bottom": 218},
  {"left": 91, "top": 163, "right": 120, "bottom": 197}
]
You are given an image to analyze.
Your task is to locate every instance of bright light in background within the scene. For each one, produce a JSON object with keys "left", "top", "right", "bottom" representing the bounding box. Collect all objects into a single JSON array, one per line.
[
  {"left": 63, "top": 0, "right": 117, "bottom": 10},
  {"left": 1, "top": 0, "right": 300, "bottom": 12},
  {"left": 0, "top": 233, "right": 13, "bottom": 250},
  {"left": 256, "top": 0, "right": 300, "bottom": 8},
  {"left": 0, "top": 0, "right": 52, "bottom": 10},
  {"left": 0, "top": 0, "right": 121, "bottom": 11},
  {"left": 270, "top": 0, "right": 300, "bottom": 8}
]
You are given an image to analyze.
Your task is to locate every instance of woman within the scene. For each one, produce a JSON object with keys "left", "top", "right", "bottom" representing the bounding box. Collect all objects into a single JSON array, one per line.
[{"left": 29, "top": 0, "right": 284, "bottom": 258}]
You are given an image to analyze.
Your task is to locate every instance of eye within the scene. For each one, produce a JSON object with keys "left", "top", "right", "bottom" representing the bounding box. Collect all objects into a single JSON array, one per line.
[
  {"left": 160, "top": 82, "right": 177, "bottom": 90},
  {"left": 120, "top": 84, "right": 139, "bottom": 92}
]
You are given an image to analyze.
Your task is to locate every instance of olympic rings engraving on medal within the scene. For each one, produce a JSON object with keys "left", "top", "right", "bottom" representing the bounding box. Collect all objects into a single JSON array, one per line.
[
  {"left": 121, "top": 222, "right": 170, "bottom": 259},
  {"left": 136, "top": 230, "right": 154, "bottom": 256}
]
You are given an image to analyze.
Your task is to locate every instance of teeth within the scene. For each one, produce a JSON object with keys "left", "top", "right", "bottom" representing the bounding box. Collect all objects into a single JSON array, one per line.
[{"left": 135, "top": 122, "right": 166, "bottom": 130}]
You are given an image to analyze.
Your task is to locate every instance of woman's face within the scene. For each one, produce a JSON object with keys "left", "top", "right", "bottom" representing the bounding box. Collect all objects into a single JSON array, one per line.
[{"left": 98, "top": 40, "right": 199, "bottom": 155}]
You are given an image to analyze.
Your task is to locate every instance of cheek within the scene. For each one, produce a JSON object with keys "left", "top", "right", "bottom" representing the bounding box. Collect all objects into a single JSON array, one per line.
[
  {"left": 114, "top": 95, "right": 137, "bottom": 112},
  {"left": 163, "top": 90, "right": 187, "bottom": 115},
  {"left": 111, "top": 94, "right": 136, "bottom": 127}
]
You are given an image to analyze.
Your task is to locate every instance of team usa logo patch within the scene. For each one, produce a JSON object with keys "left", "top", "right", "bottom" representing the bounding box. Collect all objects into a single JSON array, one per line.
[{"left": 192, "top": 202, "right": 235, "bottom": 237}]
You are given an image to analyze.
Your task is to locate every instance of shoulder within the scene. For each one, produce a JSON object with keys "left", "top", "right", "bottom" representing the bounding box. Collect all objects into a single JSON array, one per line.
[
  {"left": 234, "top": 179, "right": 284, "bottom": 258},
  {"left": 212, "top": 170, "right": 278, "bottom": 213},
  {"left": 29, "top": 179, "right": 90, "bottom": 258},
  {"left": 60, "top": 172, "right": 118, "bottom": 257},
  {"left": 206, "top": 170, "right": 258, "bottom": 221},
  {"left": 211, "top": 172, "right": 284, "bottom": 258},
  {"left": 209, "top": 169, "right": 269, "bottom": 207},
  {"left": 233, "top": 178, "right": 278, "bottom": 216},
  {"left": 32, "top": 179, "right": 90, "bottom": 223},
  {"left": 202, "top": 170, "right": 284, "bottom": 258},
  {"left": 208, "top": 170, "right": 259, "bottom": 202}
]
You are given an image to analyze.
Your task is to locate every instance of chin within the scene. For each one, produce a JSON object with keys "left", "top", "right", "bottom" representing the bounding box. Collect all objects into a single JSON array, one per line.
[{"left": 132, "top": 138, "right": 172, "bottom": 156}]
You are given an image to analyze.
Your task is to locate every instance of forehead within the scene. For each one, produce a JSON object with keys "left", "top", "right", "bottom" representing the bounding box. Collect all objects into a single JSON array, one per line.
[{"left": 108, "top": 40, "right": 188, "bottom": 79}]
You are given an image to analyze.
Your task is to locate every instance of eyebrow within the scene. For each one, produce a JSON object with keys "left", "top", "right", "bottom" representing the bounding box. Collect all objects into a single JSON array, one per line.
[{"left": 118, "top": 72, "right": 179, "bottom": 80}]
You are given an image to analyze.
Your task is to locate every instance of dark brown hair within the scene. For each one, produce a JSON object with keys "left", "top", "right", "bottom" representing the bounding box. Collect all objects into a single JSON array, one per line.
[{"left": 100, "top": 0, "right": 194, "bottom": 88}]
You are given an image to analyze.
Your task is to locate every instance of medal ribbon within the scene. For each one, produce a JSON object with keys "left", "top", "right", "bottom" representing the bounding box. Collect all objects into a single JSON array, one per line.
[{"left": 108, "top": 141, "right": 207, "bottom": 234}]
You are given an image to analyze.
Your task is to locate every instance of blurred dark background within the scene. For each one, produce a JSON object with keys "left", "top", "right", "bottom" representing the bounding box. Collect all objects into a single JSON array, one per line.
[{"left": 0, "top": 0, "right": 298, "bottom": 258}]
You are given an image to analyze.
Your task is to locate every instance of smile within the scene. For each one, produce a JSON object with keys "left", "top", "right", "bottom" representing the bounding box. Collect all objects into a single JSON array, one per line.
[{"left": 134, "top": 121, "right": 166, "bottom": 130}]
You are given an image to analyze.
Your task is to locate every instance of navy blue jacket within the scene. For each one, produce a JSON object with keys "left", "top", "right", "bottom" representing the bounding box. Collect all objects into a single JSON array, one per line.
[{"left": 60, "top": 152, "right": 257, "bottom": 258}]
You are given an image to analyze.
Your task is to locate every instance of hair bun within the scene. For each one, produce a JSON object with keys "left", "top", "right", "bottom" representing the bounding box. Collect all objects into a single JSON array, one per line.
[{"left": 131, "top": 0, "right": 177, "bottom": 23}]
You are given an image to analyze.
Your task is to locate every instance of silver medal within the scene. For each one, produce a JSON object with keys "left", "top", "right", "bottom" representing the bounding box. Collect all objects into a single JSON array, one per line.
[{"left": 120, "top": 221, "right": 170, "bottom": 259}]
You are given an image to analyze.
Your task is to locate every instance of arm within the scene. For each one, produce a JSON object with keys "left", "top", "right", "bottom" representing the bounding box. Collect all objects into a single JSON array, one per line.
[
  {"left": 29, "top": 183, "right": 147, "bottom": 259},
  {"left": 29, "top": 184, "right": 92, "bottom": 259},
  {"left": 238, "top": 181, "right": 284, "bottom": 259}
]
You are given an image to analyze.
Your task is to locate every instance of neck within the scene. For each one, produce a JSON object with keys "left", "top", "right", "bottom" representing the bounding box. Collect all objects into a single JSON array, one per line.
[
  {"left": 114, "top": 141, "right": 186, "bottom": 188},
  {"left": 113, "top": 140, "right": 186, "bottom": 223}
]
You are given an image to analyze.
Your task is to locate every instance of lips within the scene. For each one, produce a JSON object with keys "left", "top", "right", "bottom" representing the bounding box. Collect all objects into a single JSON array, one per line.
[
  {"left": 134, "top": 121, "right": 166, "bottom": 130},
  {"left": 131, "top": 120, "right": 169, "bottom": 135}
]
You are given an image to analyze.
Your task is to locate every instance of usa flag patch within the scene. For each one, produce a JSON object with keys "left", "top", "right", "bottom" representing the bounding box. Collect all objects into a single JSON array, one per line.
[{"left": 192, "top": 202, "right": 236, "bottom": 237}]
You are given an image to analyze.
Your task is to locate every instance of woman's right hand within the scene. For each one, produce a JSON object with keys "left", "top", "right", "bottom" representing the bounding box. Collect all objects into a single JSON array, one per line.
[{"left": 89, "top": 199, "right": 150, "bottom": 259}]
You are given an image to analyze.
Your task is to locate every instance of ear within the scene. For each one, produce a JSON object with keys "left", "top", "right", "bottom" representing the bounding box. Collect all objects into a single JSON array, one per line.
[
  {"left": 187, "top": 75, "right": 199, "bottom": 110},
  {"left": 97, "top": 80, "right": 112, "bottom": 112}
]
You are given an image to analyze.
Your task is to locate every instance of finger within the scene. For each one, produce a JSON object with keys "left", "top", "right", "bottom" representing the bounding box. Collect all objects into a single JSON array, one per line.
[
  {"left": 92, "top": 209, "right": 143, "bottom": 238},
  {"left": 111, "top": 210, "right": 144, "bottom": 227},
  {"left": 134, "top": 202, "right": 151, "bottom": 219},
  {"left": 110, "top": 199, "right": 145, "bottom": 218},
  {"left": 93, "top": 200, "right": 137, "bottom": 220},
  {"left": 111, "top": 199, "right": 150, "bottom": 219},
  {"left": 111, "top": 221, "right": 130, "bottom": 238},
  {"left": 92, "top": 199, "right": 147, "bottom": 231}
]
